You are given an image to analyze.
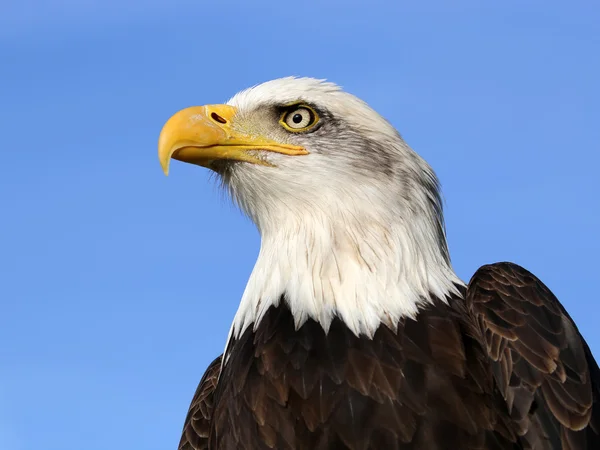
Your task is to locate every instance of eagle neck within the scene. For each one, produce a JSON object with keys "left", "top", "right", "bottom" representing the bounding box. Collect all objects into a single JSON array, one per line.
[{"left": 229, "top": 209, "right": 463, "bottom": 341}]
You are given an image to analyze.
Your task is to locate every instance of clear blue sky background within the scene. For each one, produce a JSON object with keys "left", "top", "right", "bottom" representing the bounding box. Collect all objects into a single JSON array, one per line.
[{"left": 1, "top": 1, "right": 599, "bottom": 449}]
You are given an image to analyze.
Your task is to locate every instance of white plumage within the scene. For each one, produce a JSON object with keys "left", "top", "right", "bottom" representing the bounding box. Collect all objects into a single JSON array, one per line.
[{"left": 221, "top": 77, "right": 463, "bottom": 340}]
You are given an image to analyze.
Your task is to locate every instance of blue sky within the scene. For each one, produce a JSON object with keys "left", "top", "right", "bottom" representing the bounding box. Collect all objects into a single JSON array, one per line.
[{"left": 1, "top": 1, "right": 599, "bottom": 449}]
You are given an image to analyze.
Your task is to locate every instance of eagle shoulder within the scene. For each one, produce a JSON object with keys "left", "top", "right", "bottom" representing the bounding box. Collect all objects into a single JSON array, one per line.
[
  {"left": 178, "top": 355, "right": 222, "bottom": 450},
  {"left": 466, "top": 262, "right": 600, "bottom": 449}
]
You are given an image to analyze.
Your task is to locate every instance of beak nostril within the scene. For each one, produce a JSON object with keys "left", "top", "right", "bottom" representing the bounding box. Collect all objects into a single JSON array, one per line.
[{"left": 211, "top": 112, "right": 227, "bottom": 124}]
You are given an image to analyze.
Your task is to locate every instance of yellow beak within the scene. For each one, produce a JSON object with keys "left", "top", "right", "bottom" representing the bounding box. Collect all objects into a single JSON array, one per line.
[{"left": 158, "top": 104, "right": 308, "bottom": 175}]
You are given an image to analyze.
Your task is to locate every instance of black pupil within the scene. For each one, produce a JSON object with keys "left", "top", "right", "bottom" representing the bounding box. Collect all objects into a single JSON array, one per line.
[{"left": 292, "top": 112, "right": 304, "bottom": 124}]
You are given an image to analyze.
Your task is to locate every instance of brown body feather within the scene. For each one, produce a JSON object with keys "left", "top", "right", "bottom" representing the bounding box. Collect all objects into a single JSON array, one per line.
[{"left": 177, "top": 263, "right": 600, "bottom": 449}]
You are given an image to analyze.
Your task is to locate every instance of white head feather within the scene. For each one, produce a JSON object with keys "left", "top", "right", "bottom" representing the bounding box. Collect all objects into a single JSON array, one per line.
[{"left": 214, "top": 77, "right": 463, "bottom": 340}]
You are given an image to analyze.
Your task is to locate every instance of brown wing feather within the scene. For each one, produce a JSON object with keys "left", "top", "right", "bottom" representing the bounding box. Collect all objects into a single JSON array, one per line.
[
  {"left": 466, "top": 262, "right": 600, "bottom": 449},
  {"left": 178, "top": 356, "right": 223, "bottom": 450}
]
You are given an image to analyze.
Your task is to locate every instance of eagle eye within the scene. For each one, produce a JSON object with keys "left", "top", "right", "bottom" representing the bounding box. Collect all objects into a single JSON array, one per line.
[{"left": 280, "top": 105, "right": 319, "bottom": 132}]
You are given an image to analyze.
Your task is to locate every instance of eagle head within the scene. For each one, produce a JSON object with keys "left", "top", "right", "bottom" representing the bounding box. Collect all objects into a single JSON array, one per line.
[{"left": 158, "top": 77, "right": 461, "bottom": 337}]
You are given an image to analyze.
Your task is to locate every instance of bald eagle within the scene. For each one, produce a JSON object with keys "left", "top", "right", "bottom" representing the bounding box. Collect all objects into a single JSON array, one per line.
[{"left": 158, "top": 77, "right": 600, "bottom": 449}]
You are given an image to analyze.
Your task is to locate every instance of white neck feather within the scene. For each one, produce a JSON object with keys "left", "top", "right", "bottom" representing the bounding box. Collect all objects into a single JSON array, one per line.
[
  {"left": 220, "top": 76, "right": 467, "bottom": 341},
  {"left": 230, "top": 203, "right": 463, "bottom": 339}
]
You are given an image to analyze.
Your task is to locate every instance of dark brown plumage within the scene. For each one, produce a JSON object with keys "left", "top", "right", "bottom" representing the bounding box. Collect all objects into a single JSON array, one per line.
[
  {"left": 466, "top": 263, "right": 600, "bottom": 449},
  {"left": 177, "top": 263, "right": 599, "bottom": 449},
  {"left": 179, "top": 356, "right": 222, "bottom": 450}
]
